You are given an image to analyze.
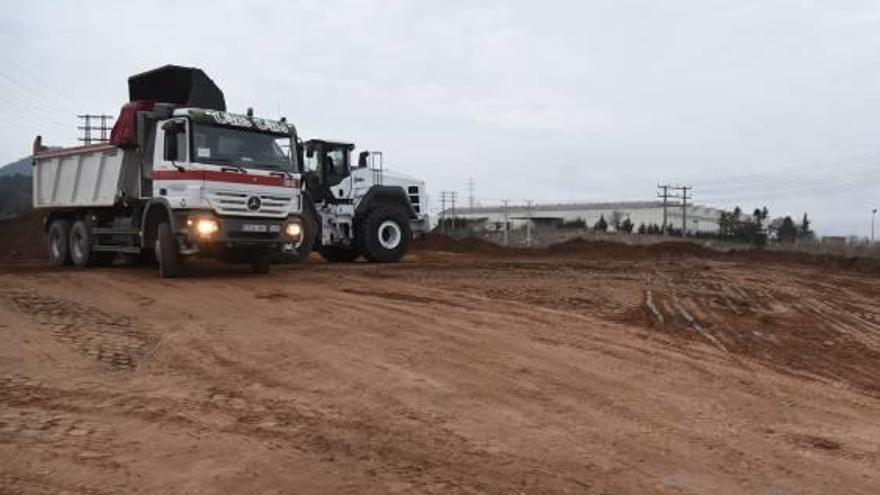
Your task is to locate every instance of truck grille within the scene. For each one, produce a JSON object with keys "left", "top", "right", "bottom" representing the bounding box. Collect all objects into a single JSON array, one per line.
[{"left": 208, "top": 191, "right": 297, "bottom": 217}]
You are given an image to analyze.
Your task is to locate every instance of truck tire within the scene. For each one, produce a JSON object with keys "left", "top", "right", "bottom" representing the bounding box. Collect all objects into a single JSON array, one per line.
[
  {"left": 155, "top": 222, "right": 181, "bottom": 278},
  {"left": 298, "top": 197, "right": 318, "bottom": 259},
  {"left": 47, "top": 219, "right": 72, "bottom": 266},
  {"left": 274, "top": 208, "right": 317, "bottom": 264},
  {"left": 358, "top": 206, "right": 411, "bottom": 263},
  {"left": 69, "top": 220, "right": 114, "bottom": 267},
  {"left": 318, "top": 246, "right": 360, "bottom": 263},
  {"left": 250, "top": 249, "right": 272, "bottom": 274}
]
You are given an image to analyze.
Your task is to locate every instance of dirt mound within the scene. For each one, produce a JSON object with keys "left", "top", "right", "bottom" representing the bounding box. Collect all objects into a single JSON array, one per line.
[
  {"left": 545, "top": 237, "right": 718, "bottom": 259},
  {"left": 0, "top": 213, "right": 45, "bottom": 262},
  {"left": 413, "top": 233, "right": 505, "bottom": 255},
  {"left": 412, "top": 232, "right": 461, "bottom": 251}
]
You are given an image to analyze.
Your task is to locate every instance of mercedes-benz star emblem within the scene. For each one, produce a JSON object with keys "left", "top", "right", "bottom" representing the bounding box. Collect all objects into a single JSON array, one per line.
[{"left": 247, "top": 196, "right": 262, "bottom": 211}]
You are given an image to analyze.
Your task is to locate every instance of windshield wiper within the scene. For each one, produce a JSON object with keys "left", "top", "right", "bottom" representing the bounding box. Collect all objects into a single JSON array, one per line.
[{"left": 221, "top": 166, "right": 248, "bottom": 174}]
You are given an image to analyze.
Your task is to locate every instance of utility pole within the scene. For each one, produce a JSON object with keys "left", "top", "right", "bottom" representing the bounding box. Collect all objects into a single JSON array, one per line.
[
  {"left": 525, "top": 200, "right": 533, "bottom": 247},
  {"left": 657, "top": 185, "right": 670, "bottom": 235},
  {"left": 872, "top": 208, "right": 877, "bottom": 243},
  {"left": 467, "top": 177, "right": 475, "bottom": 210},
  {"left": 502, "top": 199, "right": 510, "bottom": 247},
  {"left": 449, "top": 191, "right": 458, "bottom": 236},
  {"left": 77, "top": 114, "right": 113, "bottom": 145},
  {"left": 439, "top": 191, "right": 448, "bottom": 234},
  {"left": 657, "top": 184, "right": 691, "bottom": 236},
  {"left": 679, "top": 186, "right": 692, "bottom": 235}
]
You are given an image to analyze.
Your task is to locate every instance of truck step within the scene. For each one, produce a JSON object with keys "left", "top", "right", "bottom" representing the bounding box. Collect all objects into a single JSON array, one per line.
[
  {"left": 92, "top": 227, "right": 140, "bottom": 235},
  {"left": 92, "top": 245, "right": 142, "bottom": 254}
]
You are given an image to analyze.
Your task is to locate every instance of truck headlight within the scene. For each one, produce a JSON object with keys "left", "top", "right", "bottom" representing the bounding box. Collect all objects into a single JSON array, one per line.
[
  {"left": 285, "top": 221, "right": 303, "bottom": 238},
  {"left": 195, "top": 219, "right": 219, "bottom": 236}
]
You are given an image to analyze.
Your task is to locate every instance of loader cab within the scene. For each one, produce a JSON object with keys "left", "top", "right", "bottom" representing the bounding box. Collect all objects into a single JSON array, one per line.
[{"left": 303, "top": 139, "right": 355, "bottom": 202}]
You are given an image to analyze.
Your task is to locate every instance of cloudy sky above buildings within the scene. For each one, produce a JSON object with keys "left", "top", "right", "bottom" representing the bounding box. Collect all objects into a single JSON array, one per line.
[{"left": 1, "top": 0, "right": 879, "bottom": 235}]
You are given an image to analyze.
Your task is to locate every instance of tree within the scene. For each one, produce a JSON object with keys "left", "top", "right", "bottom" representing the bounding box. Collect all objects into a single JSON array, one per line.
[
  {"left": 777, "top": 216, "right": 798, "bottom": 243},
  {"left": 593, "top": 215, "right": 608, "bottom": 232},
  {"left": 637, "top": 223, "right": 647, "bottom": 235},
  {"left": 620, "top": 217, "right": 634, "bottom": 233},
  {"left": 799, "top": 213, "right": 814, "bottom": 239}
]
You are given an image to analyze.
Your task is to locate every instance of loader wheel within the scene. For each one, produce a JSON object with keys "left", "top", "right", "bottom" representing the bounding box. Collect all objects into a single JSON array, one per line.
[
  {"left": 318, "top": 246, "right": 360, "bottom": 263},
  {"left": 358, "top": 206, "right": 411, "bottom": 263},
  {"left": 155, "top": 222, "right": 181, "bottom": 278},
  {"left": 69, "top": 220, "right": 114, "bottom": 267},
  {"left": 47, "top": 219, "right": 72, "bottom": 266}
]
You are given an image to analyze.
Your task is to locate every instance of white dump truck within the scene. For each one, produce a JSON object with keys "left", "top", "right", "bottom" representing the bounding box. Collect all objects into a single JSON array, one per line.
[
  {"left": 298, "top": 139, "right": 429, "bottom": 262},
  {"left": 33, "top": 65, "right": 310, "bottom": 277}
]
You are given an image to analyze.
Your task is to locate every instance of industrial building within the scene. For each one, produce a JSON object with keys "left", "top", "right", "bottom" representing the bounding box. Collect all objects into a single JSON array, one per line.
[{"left": 441, "top": 201, "right": 724, "bottom": 234}]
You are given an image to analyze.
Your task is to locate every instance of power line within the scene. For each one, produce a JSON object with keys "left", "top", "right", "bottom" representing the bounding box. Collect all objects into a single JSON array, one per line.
[
  {"left": 0, "top": 72, "right": 81, "bottom": 119},
  {"left": 0, "top": 87, "right": 80, "bottom": 130},
  {"left": 0, "top": 52, "right": 85, "bottom": 113}
]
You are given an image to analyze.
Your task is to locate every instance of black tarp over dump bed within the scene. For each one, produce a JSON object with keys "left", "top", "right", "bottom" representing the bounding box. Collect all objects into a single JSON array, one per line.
[{"left": 127, "top": 65, "right": 226, "bottom": 111}]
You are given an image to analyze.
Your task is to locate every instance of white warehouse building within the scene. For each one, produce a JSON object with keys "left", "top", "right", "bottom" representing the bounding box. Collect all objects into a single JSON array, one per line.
[{"left": 442, "top": 201, "right": 723, "bottom": 234}]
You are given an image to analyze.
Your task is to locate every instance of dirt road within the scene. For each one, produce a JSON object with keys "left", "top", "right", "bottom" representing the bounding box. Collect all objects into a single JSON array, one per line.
[{"left": 1, "top": 246, "right": 879, "bottom": 494}]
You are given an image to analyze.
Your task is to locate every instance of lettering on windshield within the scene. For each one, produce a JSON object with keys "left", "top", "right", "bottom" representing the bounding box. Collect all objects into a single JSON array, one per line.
[{"left": 203, "top": 111, "right": 289, "bottom": 134}]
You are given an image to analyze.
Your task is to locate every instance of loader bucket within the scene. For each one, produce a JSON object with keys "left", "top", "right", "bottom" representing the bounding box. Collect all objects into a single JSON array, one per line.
[{"left": 128, "top": 65, "right": 226, "bottom": 111}]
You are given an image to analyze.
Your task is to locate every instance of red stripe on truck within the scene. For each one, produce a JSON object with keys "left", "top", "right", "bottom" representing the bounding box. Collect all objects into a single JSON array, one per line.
[{"left": 153, "top": 170, "right": 298, "bottom": 188}]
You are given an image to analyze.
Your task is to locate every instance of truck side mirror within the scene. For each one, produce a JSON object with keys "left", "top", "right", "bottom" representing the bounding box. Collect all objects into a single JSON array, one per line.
[
  {"left": 163, "top": 131, "right": 179, "bottom": 162},
  {"left": 162, "top": 121, "right": 185, "bottom": 162},
  {"left": 358, "top": 151, "right": 368, "bottom": 168}
]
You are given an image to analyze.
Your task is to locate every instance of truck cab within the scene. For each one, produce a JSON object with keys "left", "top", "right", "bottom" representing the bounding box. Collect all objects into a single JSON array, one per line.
[
  {"left": 301, "top": 139, "right": 428, "bottom": 263},
  {"left": 148, "top": 108, "right": 309, "bottom": 271}
]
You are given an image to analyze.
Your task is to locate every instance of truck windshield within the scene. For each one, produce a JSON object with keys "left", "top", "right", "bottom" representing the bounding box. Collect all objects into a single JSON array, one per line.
[{"left": 192, "top": 124, "right": 293, "bottom": 171}]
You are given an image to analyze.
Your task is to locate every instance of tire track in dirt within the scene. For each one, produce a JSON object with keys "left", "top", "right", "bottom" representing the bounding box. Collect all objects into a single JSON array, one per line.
[{"left": 1, "top": 289, "right": 153, "bottom": 371}]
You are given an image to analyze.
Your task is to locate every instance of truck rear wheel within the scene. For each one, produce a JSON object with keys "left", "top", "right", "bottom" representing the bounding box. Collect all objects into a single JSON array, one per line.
[
  {"left": 47, "top": 219, "right": 72, "bottom": 266},
  {"left": 318, "top": 246, "right": 360, "bottom": 263},
  {"left": 155, "top": 222, "right": 181, "bottom": 278},
  {"left": 69, "top": 220, "right": 114, "bottom": 267},
  {"left": 358, "top": 206, "right": 411, "bottom": 263}
]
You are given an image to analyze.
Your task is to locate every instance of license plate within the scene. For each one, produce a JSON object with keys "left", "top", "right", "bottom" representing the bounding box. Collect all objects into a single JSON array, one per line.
[{"left": 242, "top": 224, "right": 268, "bottom": 233}]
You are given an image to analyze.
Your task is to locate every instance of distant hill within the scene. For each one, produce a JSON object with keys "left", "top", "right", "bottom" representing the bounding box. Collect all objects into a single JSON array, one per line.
[
  {"left": 0, "top": 156, "right": 33, "bottom": 219},
  {"left": 0, "top": 156, "right": 32, "bottom": 177}
]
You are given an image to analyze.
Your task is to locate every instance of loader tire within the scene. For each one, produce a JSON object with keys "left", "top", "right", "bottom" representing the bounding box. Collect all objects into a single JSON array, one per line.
[
  {"left": 358, "top": 206, "right": 411, "bottom": 263},
  {"left": 155, "top": 222, "right": 181, "bottom": 279},
  {"left": 47, "top": 219, "right": 72, "bottom": 267}
]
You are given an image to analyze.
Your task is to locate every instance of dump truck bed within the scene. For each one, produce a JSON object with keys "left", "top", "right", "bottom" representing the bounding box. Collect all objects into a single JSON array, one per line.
[{"left": 32, "top": 144, "right": 133, "bottom": 209}]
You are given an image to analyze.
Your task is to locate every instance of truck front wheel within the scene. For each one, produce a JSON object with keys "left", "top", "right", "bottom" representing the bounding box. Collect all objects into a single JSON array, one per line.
[
  {"left": 155, "top": 222, "right": 181, "bottom": 278},
  {"left": 358, "top": 206, "right": 411, "bottom": 263},
  {"left": 47, "top": 219, "right": 72, "bottom": 266}
]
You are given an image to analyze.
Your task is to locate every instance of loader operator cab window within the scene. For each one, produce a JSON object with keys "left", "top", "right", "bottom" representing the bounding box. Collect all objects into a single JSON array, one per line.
[
  {"left": 324, "top": 149, "right": 349, "bottom": 181},
  {"left": 303, "top": 141, "right": 352, "bottom": 203}
]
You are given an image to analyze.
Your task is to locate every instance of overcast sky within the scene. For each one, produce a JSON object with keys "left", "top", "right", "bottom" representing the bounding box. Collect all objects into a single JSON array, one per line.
[{"left": 1, "top": 0, "right": 879, "bottom": 235}]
